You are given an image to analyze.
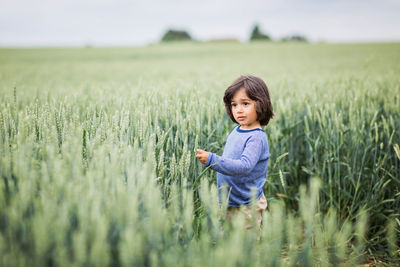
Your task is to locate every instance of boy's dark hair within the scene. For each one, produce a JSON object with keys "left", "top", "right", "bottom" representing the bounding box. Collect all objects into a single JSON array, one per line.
[{"left": 223, "top": 75, "right": 274, "bottom": 126}]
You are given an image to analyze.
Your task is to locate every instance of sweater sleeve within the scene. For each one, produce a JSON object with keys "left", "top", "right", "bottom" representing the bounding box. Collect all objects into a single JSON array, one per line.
[{"left": 205, "top": 135, "right": 264, "bottom": 177}]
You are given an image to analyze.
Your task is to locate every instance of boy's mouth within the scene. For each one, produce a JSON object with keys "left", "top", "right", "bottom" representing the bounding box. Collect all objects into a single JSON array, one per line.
[{"left": 237, "top": 116, "right": 245, "bottom": 120}]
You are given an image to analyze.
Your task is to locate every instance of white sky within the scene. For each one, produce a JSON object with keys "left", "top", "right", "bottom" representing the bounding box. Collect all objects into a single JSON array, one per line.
[{"left": 1, "top": 0, "right": 400, "bottom": 46}]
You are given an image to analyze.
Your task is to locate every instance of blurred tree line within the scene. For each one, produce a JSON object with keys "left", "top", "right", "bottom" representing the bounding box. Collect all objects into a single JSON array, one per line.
[{"left": 160, "top": 24, "right": 308, "bottom": 43}]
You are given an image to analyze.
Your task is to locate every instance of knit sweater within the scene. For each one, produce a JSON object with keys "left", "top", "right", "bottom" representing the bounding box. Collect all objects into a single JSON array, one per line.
[{"left": 205, "top": 126, "right": 269, "bottom": 207}]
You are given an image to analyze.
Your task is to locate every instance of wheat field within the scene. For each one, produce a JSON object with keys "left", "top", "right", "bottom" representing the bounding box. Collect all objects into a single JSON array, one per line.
[{"left": 0, "top": 42, "right": 399, "bottom": 266}]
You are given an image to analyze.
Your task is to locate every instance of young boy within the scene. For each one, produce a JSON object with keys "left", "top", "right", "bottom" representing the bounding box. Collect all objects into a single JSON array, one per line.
[{"left": 196, "top": 75, "right": 274, "bottom": 229}]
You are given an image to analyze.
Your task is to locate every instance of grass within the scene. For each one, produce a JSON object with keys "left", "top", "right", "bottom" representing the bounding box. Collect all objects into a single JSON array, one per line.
[{"left": 0, "top": 42, "right": 399, "bottom": 266}]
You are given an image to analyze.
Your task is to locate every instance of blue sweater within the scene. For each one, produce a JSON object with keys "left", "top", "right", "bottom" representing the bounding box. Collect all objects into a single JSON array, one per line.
[{"left": 205, "top": 126, "right": 270, "bottom": 207}]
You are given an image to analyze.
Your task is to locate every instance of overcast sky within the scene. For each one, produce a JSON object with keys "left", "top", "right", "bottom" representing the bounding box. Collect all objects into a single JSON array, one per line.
[{"left": 1, "top": 0, "right": 400, "bottom": 47}]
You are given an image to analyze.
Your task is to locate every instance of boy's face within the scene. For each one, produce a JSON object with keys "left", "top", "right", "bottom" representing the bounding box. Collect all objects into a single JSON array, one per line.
[{"left": 230, "top": 87, "right": 261, "bottom": 130}]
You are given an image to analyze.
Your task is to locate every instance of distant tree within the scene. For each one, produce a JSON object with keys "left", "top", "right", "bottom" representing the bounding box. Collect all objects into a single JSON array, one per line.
[
  {"left": 161, "top": 29, "right": 192, "bottom": 42},
  {"left": 250, "top": 25, "right": 271, "bottom": 41},
  {"left": 280, "top": 35, "right": 308, "bottom": 42}
]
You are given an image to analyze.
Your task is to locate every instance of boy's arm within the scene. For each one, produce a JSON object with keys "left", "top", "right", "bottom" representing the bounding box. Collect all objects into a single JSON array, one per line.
[{"left": 205, "top": 136, "right": 264, "bottom": 177}]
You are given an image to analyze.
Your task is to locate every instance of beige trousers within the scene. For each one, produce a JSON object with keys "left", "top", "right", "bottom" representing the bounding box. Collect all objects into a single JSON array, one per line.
[{"left": 225, "top": 194, "right": 268, "bottom": 230}]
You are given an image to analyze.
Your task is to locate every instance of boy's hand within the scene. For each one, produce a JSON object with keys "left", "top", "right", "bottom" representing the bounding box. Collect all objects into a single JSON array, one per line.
[{"left": 196, "top": 149, "right": 210, "bottom": 165}]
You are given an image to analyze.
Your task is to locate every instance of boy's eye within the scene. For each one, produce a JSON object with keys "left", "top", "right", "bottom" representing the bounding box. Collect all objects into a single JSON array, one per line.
[
  {"left": 243, "top": 102, "right": 249, "bottom": 106},
  {"left": 231, "top": 103, "right": 237, "bottom": 107}
]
